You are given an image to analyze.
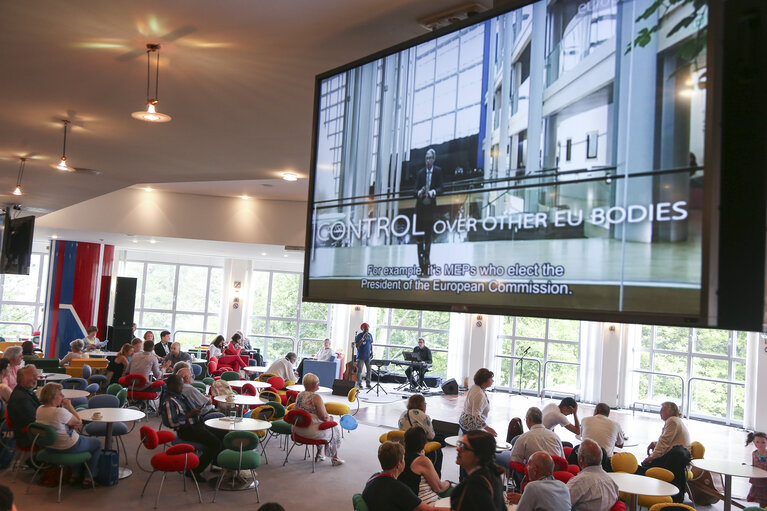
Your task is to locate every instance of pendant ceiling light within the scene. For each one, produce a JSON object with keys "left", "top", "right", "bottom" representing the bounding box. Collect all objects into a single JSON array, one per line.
[
  {"left": 52, "top": 120, "right": 73, "bottom": 172},
  {"left": 131, "top": 43, "right": 171, "bottom": 122},
  {"left": 12, "top": 158, "right": 26, "bottom": 196}
]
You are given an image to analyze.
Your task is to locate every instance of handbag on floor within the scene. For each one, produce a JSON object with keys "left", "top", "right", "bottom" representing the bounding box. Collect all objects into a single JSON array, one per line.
[{"left": 96, "top": 449, "right": 119, "bottom": 487}]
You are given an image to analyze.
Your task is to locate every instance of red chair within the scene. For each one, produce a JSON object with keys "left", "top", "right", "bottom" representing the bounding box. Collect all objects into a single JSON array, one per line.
[
  {"left": 136, "top": 425, "right": 176, "bottom": 472},
  {"left": 553, "top": 470, "right": 574, "bottom": 483},
  {"left": 563, "top": 446, "right": 573, "bottom": 458},
  {"left": 611, "top": 500, "right": 626, "bottom": 511},
  {"left": 552, "top": 454, "right": 580, "bottom": 476},
  {"left": 282, "top": 409, "right": 337, "bottom": 473},
  {"left": 509, "top": 461, "right": 528, "bottom": 491},
  {"left": 207, "top": 357, "right": 234, "bottom": 379},
  {"left": 140, "top": 444, "right": 202, "bottom": 509}
]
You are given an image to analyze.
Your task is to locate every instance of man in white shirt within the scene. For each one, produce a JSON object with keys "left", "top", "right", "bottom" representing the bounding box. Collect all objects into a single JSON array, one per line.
[
  {"left": 510, "top": 451, "right": 571, "bottom": 511},
  {"left": 580, "top": 403, "right": 624, "bottom": 457},
  {"left": 315, "top": 338, "right": 335, "bottom": 361},
  {"left": 265, "top": 352, "right": 297, "bottom": 381},
  {"left": 542, "top": 397, "right": 580, "bottom": 436},
  {"left": 126, "top": 340, "right": 162, "bottom": 388},
  {"left": 509, "top": 407, "right": 565, "bottom": 464},
  {"left": 567, "top": 440, "right": 619, "bottom": 511}
]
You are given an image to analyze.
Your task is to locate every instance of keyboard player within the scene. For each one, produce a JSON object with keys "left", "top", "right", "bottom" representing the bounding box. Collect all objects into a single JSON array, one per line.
[{"left": 406, "top": 338, "right": 432, "bottom": 389}]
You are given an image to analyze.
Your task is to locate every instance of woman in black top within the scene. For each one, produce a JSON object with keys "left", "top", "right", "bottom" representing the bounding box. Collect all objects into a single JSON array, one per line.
[{"left": 451, "top": 430, "right": 505, "bottom": 511}]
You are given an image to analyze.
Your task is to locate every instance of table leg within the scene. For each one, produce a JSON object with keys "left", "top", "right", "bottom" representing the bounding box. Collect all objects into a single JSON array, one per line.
[
  {"left": 105, "top": 423, "right": 113, "bottom": 451},
  {"left": 103, "top": 423, "right": 132, "bottom": 479},
  {"left": 628, "top": 493, "right": 638, "bottom": 511},
  {"left": 723, "top": 474, "right": 732, "bottom": 511}
]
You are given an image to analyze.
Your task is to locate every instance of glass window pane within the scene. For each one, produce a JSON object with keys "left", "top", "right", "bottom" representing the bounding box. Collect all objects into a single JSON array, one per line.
[
  {"left": 251, "top": 271, "right": 270, "bottom": 317},
  {"left": 431, "top": 351, "right": 447, "bottom": 378},
  {"left": 498, "top": 337, "right": 514, "bottom": 356},
  {"left": 301, "top": 301, "right": 329, "bottom": 321},
  {"left": 144, "top": 264, "right": 175, "bottom": 310},
  {"left": 515, "top": 339, "right": 544, "bottom": 359},
  {"left": 514, "top": 356, "right": 541, "bottom": 391},
  {"left": 175, "top": 332, "right": 205, "bottom": 351},
  {"left": 270, "top": 273, "right": 299, "bottom": 318},
  {"left": 176, "top": 266, "right": 208, "bottom": 312},
  {"left": 548, "top": 319, "right": 579, "bottom": 342},
  {"left": 640, "top": 325, "right": 652, "bottom": 348},
  {"left": 653, "top": 353, "right": 687, "bottom": 376},
  {"left": 175, "top": 313, "right": 205, "bottom": 335},
  {"left": 249, "top": 319, "right": 266, "bottom": 336},
  {"left": 689, "top": 380, "right": 728, "bottom": 418},
  {"left": 502, "top": 317, "right": 515, "bottom": 336},
  {"left": 375, "top": 308, "right": 388, "bottom": 325},
  {"left": 547, "top": 342, "right": 578, "bottom": 360},
  {"left": 649, "top": 374, "right": 683, "bottom": 400},
  {"left": 426, "top": 332, "right": 449, "bottom": 350},
  {"left": 733, "top": 386, "right": 745, "bottom": 421},
  {"left": 391, "top": 309, "right": 419, "bottom": 328},
  {"left": 639, "top": 352, "right": 650, "bottom": 370},
  {"left": 516, "top": 317, "right": 545, "bottom": 338},
  {"left": 654, "top": 327, "right": 689, "bottom": 351},
  {"left": 0, "top": 304, "right": 35, "bottom": 325},
  {"left": 299, "top": 339, "right": 323, "bottom": 359},
  {"left": 299, "top": 322, "right": 327, "bottom": 340},
  {"left": 388, "top": 329, "right": 413, "bottom": 347},
  {"left": 692, "top": 357, "right": 728, "bottom": 380},
  {"left": 266, "top": 337, "right": 295, "bottom": 364},
  {"left": 142, "top": 312, "right": 172, "bottom": 331},
  {"left": 421, "top": 310, "right": 450, "bottom": 330},
  {"left": 206, "top": 314, "right": 219, "bottom": 336},
  {"left": 694, "top": 329, "right": 729, "bottom": 356},
  {"left": 496, "top": 357, "right": 511, "bottom": 388},
  {"left": 2, "top": 256, "right": 41, "bottom": 302},
  {"left": 269, "top": 320, "right": 297, "bottom": 340},
  {"left": 735, "top": 332, "right": 748, "bottom": 358},
  {"left": 208, "top": 267, "right": 223, "bottom": 312},
  {"left": 547, "top": 362, "right": 578, "bottom": 388}
]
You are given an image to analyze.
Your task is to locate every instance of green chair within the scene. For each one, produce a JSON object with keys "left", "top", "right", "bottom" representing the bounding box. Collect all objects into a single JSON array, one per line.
[
  {"left": 116, "top": 388, "right": 128, "bottom": 407},
  {"left": 106, "top": 383, "right": 123, "bottom": 396},
  {"left": 27, "top": 422, "right": 95, "bottom": 502},
  {"left": 352, "top": 493, "right": 369, "bottom": 511},
  {"left": 220, "top": 371, "right": 240, "bottom": 382},
  {"left": 202, "top": 377, "right": 214, "bottom": 386},
  {"left": 213, "top": 431, "right": 261, "bottom": 503},
  {"left": 191, "top": 381, "right": 206, "bottom": 393}
]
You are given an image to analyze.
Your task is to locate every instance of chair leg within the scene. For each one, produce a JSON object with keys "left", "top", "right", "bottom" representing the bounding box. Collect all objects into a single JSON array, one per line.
[
  {"left": 57, "top": 466, "right": 64, "bottom": 503},
  {"left": 83, "top": 461, "right": 96, "bottom": 492},
  {"left": 189, "top": 470, "right": 202, "bottom": 503},
  {"left": 141, "top": 470, "right": 156, "bottom": 497},
  {"left": 251, "top": 469, "right": 260, "bottom": 502},
  {"left": 283, "top": 440, "right": 297, "bottom": 466},
  {"left": 154, "top": 472, "right": 167, "bottom": 509},
  {"left": 213, "top": 473, "right": 224, "bottom": 503},
  {"left": 26, "top": 466, "right": 43, "bottom": 495},
  {"left": 311, "top": 445, "right": 316, "bottom": 473}
]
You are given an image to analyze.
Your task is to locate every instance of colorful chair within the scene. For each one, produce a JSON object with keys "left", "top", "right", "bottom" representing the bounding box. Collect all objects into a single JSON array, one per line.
[
  {"left": 612, "top": 452, "right": 639, "bottom": 474},
  {"left": 352, "top": 493, "right": 370, "bottom": 511},
  {"left": 106, "top": 383, "right": 123, "bottom": 396},
  {"left": 282, "top": 408, "right": 337, "bottom": 473},
  {"left": 136, "top": 425, "right": 176, "bottom": 472},
  {"left": 213, "top": 431, "right": 261, "bottom": 502},
  {"left": 648, "top": 504, "right": 697, "bottom": 511},
  {"left": 140, "top": 444, "right": 202, "bottom": 509},
  {"left": 26, "top": 422, "right": 95, "bottom": 502},
  {"left": 84, "top": 394, "right": 129, "bottom": 464},
  {"left": 638, "top": 467, "right": 675, "bottom": 508},
  {"left": 220, "top": 371, "right": 241, "bottom": 382},
  {"left": 378, "top": 430, "right": 405, "bottom": 444},
  {"left": 207, "top": 357, "right": 234, "bottom": 378},
  {"left": 81, "top": 364, "right": 108, "bottom": 387},
  {"left": 119, "top": 374, "right": 162, "bottom": 415}
]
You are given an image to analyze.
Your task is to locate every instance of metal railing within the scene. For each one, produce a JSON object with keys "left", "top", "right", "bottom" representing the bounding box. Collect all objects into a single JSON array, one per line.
[
  {"left": 247, "top": 334, "right": 296, "bottom": 363},
  {"left": 0, "top": 321, "right": 35, "bottom": 338},
  {"left": 541, "top": 360, "right": 580, "bottom": 398},
  {"left": 686, "top": 376, "right": 745, "bottom": 424},
  {"left": 297, "top": 337, "right": 326, "bottom": 359},
  {"left": 172, "top": 329, "right": 217, "bottom": 343},
  {"left": 632, "top": 369, "right": 686, "bottom": 413},
  {"left": 496, "top": 355, "right": 542, "bottom": 396}
]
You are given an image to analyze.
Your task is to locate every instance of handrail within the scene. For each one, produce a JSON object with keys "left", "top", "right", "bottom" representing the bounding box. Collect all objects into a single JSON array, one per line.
[
  {"left": 297, "top": 337, "right": 326, "bottom": 356},
  {"left": 632, "top": 369, "right": 685, "bottom": 413},
  {"left": 247, "top": 333, "right": 297, "bottom": 360},
  {"left": 542, "top": 360, "right": 580, "bottom": 396},
  {"left": 172, "top": 329, "right": 217, "bottom": 343},
  {"left": 496, "top": 355, "right": 542, "bottom": 397},
  {"left": 0, "top": 321, "right": 35, "bottom": 336},
  {"left": 685, "top": 376, "right": 744, "bottom": 419}
]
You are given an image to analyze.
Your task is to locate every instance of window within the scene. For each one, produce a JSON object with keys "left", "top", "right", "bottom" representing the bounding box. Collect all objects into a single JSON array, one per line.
[
  {"left": 586, "top": 131, "right": 598, "bottom": 159},
  {"left": 369, "top": 308, "right": 450, "bottom": 379},
  {"left": 248, "top": 270, "right": 333, "bottom": 363},
  {"left": 119, "top": 261, "right": 223, "bottom": 349},
  {"left": 565, "top": 138, "right": 572, "bottom": 161},
  {"left": 494, "top": 316, "right": 581, "bottom": 394},
  {"left": 634, "top": 325, "right": 746, "bottom": 424},
  {"left": 0, "top": 252, "right": 48, "bottom": 341}
]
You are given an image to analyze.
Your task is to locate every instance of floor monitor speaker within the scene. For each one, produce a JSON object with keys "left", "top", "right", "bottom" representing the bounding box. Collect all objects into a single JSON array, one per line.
[
  {"left": 332, "top": 379, "right": 356, "bottom": 396},
  {"left": 441, "top": 378, "right": 459, "bottom": 395}
]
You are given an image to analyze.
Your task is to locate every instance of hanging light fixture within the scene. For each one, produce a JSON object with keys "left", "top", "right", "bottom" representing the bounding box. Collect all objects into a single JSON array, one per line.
[
  {"left": 131, "top": 43, "right": 172, "bottom": 122},
  {"left": 12, "top": 158, "right": 26, "bottom": 196},
  {"left": 52, "top": 120, "right": 74, "bottom": 171}
]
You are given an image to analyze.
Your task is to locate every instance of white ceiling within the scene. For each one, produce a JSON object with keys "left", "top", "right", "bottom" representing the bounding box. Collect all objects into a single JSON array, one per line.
[{"left": 0, "top": 0, "right": 493, "bottom": 214}]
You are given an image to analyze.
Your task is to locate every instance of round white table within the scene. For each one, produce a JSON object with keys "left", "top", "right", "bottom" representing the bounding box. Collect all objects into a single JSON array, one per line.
[
  {"left": 39, "top": 373, "right": 69, "bottom": 381},
  {"left": 242, "top": 366, "right": 269, "bottom": 374},
  {"left": 79, "top": 407, "right": 146, "bottom": 479},
  {"left": 225, "top": 380, "right": 271, "bottom": 390},
  {"left": 444, "top": 435, "right": 511, "bottom": 451},
  {"left": 692, "top": 458, "right": 767, "bottom": 511},
  {"left": 214, "top": 395, "right": 264, "bottom": 416},
  {"left": 607, "top": 472, "right": 678, "bottom": 511},
  {"left": 285, "top": 384, "right": 332, "bottom": 394},
  {"left": 204, "top": 417, "right": 272, "bottom": 432},
  {"left": 87, "top": 351, "right": 119, "bottom": 357},
  {"left": 62, "top": 389, "right": 90, "bottom": 399}
]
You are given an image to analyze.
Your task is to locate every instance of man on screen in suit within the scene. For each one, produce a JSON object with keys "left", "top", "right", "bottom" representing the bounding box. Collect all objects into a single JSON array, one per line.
[{"left": 414, "top": 148, "right": 443, "bottom": 276}]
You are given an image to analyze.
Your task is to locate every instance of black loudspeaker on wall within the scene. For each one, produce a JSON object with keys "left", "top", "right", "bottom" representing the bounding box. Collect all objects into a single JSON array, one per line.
[
  {"left": 441, "top": 378, "right": 459, "bottom": 395},
  {"left": 332, "top": 379, "right": 356, "bottom": 396},
  {"left": 108, "top": 277, "right": 137, "bottom": 351}
]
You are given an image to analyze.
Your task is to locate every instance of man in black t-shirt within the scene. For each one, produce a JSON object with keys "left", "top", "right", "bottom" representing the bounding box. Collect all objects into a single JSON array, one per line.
[
  {"left": 405, "top": 338, "right": 432, "bottom": 389},
  {"left": 362, "top": 442, "right": 449, "bottom": 511}
]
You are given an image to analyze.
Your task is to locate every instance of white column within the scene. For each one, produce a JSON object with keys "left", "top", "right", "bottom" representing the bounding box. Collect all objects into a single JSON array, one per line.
[
  {"left": 223, "top": 259, "right": 252, "bottom": 339},
  {"left": 746, "top": 333, "right": 767, "bottom": 430},
  {"left": 598, "top": 323, "right": 623, "bottom": 407}
]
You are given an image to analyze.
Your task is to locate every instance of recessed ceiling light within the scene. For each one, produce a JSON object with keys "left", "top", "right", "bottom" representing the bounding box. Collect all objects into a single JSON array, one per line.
[
  {"left": 51, "top": 234, "right": 58, "bottom": 239},
  {"left": 132, "top": 239, "right": 139, "bottom": 243},
  {"left": 283, "top": 254, "right": 289, "bottom": 257},
  {"left": 149, "top": 239, "right": 157, "bottom": 244},
  {"left": 260, "top": 252, "right": 267, "bottom": 256},
  {"left": 144, "top": 187, "right": 153, "bottom": 192},
  {"left": 282, "top": 172, "right": 297, "bottom": 181},
  {"left": 241, "top": 195, "right": 249, "bottom": 200}
]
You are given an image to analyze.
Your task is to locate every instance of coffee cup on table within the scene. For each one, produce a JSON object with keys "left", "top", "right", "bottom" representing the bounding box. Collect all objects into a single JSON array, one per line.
[{"left": 92, "top": 412, "right": 102, "bottom": 420}]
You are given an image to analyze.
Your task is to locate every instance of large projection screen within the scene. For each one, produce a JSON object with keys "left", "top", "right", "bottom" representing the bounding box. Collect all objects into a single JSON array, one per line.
[{"left": 305, "top": 0, "right": 711, "bottom": 325}]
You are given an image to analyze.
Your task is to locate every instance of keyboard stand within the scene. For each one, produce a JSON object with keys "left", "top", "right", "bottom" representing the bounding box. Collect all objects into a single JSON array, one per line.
[{"left": 366, "top": 360, "right": 389, "bottom": 397}]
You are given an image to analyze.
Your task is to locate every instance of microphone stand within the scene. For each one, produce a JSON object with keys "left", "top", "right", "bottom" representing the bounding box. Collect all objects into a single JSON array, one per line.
[{"left": 517, "top": 346, "right": 531, "bottom": 395}]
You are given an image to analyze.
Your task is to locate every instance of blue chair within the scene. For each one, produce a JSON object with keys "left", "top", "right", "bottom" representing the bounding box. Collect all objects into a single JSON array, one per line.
[
  {"left": 84, "top": 394, "right": 129, "bottom": 466},
  {"left": 62, "top": 378, "right": 87, "bottom": 390},
  {"left": 82, "top": 364, "right": 108, "bottom": 387},
  {"left": 191, "top": 364, "right": 202, "bottom": 378}
]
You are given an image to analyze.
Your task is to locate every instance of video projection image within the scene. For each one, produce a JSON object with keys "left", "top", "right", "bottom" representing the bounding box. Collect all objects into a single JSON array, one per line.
[{"left": 306, "top": 0, "right": 708, "bottom": 320}]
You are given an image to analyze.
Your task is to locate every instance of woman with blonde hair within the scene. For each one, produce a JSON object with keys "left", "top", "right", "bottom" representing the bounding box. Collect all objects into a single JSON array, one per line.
[
  {"left": 294, "top": 373, "right": 343, "bottom": 466},
  {"left": 60, "top": 339, "right": 89, "bottom": 367},
  {"left": 106, "top": 343, "right": 133, "bottom": 384}
]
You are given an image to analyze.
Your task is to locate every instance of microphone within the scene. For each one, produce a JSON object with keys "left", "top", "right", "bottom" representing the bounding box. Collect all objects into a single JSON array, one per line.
[{"left": 520, "top": 346, "right": 531, "bottom": 357}]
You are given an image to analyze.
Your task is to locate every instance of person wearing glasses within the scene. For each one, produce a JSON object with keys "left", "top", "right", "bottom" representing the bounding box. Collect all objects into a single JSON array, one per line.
[
  {"left": 451, "top": 430, "right": 505, "bottom": 511},
  {"left": 405, "top": 338, "right": 432, "bottom": 390}
]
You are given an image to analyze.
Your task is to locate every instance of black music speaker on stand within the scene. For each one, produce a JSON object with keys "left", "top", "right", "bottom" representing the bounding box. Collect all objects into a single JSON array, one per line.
[
  {"left": 109, "top": 277, "right": 137, "bottom": 351},
  {"left": 441, "top": 378, "right": 459, "bottom": 395}
]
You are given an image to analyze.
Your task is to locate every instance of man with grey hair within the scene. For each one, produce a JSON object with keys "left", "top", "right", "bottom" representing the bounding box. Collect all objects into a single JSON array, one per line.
[
  {"left": 7, "top": 365, "right": 39, "bottom": 448},
  {"left": 509, "top": 407, "right": 565, "bottom": 464},
  {"left": 567, "top": 440, "right": 619, "bottom": 511},
  {"left": 1, "top": 346, "right": 23, "bottom": 388},
  {"left": 414, "top": 148, "right": 443, "bottom": 275},
  {"left": 512, "top": 451, "right": 571, "bottom": 511},
  {"left": 580, "top": 402, "right": 624, "bottom": 458},
  {"left": 177, "top": 367, "right": 220, "bottom": 420}
]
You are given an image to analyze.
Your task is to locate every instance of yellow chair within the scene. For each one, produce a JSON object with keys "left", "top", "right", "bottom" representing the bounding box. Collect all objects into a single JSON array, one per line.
[
  {"left": 348, "top": 387, "right": 360, "bottom": 416},
  {"left": 286, "top": 403, "right": 296, "bottom": 411},
  {"left": 0, "top": 341, "right": 23, "bottom": 352},
  {"left": 424, "top": 441, "right": 442, "bottom": 454},
  {"left": 611, "top": 452, "right": 639, "bottom": 474},
  {"left": 378, "top": 430, "right": 405, "bottom": 444},
  {"left": 648, "top": 503, "right": 696, "bottom": 511},
  {"left": 638, "top": 468, "right": 674, "bottom": 508},
  {"left": 325, "top": 402, "right": 350, "bottom": 416},
  {"left": 690, "top": 441, "right": 705, "bottom": 460}
]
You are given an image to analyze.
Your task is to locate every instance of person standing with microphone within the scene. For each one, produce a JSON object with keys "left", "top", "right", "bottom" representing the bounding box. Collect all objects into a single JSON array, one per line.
[{"left": 355, "top": 323, "right": 374, "bottom": 389}]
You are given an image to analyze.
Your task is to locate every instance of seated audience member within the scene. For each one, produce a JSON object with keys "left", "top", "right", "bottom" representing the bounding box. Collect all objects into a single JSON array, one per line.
[
  {"left": 506, "top": 407, "right": 564, "bottom": 465},
  {"left": 173, "top": 361, "right": 191, "bottom": 374},
  {"left": 294, "top": 373, "right": 343, "bottom": 465},
  {"left": 567, "top": 440, "right": 619, "bottom": 511},
  {"left": 266, "top": 352, "right": 298, "bottom": 381},
  {"left": 21, "top": 340, "right": 39, "bottom": 358},
  {"left": 161, "top": 374, "right": 223, "bottom": 481},
  {"left": 0, "top": 360, "right": 12, "bottom": 403},
  {"left": 641, "top": 401, "right": 691, "bottom": 502},
  {"left": 36, "top": 382, "right": 102, "bottom": 487},
  {"left": 452, "top": 430, "right": 505, "bottom": 511},
  {"left": 572, "top": 403, "right": 624, "bottom": 468},
  {"left": 154, "top": 330, "right": 172, "bottom": 359},
  {"left": 398, "top": 427, "right": 450, "bottom": 504},
  {"left": 542, "top": 397, "right": 581, "bottom": 436},
  {"left": 162, "top": 342, "right": 192, "bottom": 370},
  {"left": 177, "top": 367, "right": 220, "bottom": 420},
  {"left": 60, "top": 340, "right": 89, "bottom": 367},
  {"left": 81, "top": 325, "right": 107, "bottom": 351},
  {"left": 209, "top": 335, "right": 248, "bottom": 373},
  {"left": 129, "top": 338, "right": 143, "bottom": 358},
  {"left": 126, "top": 339, "right": 162, "bottom": 387},
  {"left": 7, "top": 365, "right": 40, "bottom": 448},
  {"left": 106, "top": 343, "right": 133, "bottom": 385},
  {"left": 233, "top": 331, "right": 252, "bottom": 351},
  {"left": 143, "top": 331, "right": 155, "bottom": 343},
  {"left": 399, "top": 393, "right": 442, "bottom": 473},
  {"left": 315, "top": 338, "right": 335, "bottom": 361},
  {"left": 363, "top": 441, "right": 449, "bottom": 511},
  {"left": 510, "top": 451, "right": 571, "bottom": 511},
  {"left": 1, "top": 347, "right": 23, "bottom": 389},
  {"left": 0, "top": 484, "right": 16, "bottom": 511}
]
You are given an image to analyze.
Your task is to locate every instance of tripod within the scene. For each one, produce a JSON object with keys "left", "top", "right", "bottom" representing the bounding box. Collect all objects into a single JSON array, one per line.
[{"left": 366, "top": 360, "right": 388, "bottom": 396}]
